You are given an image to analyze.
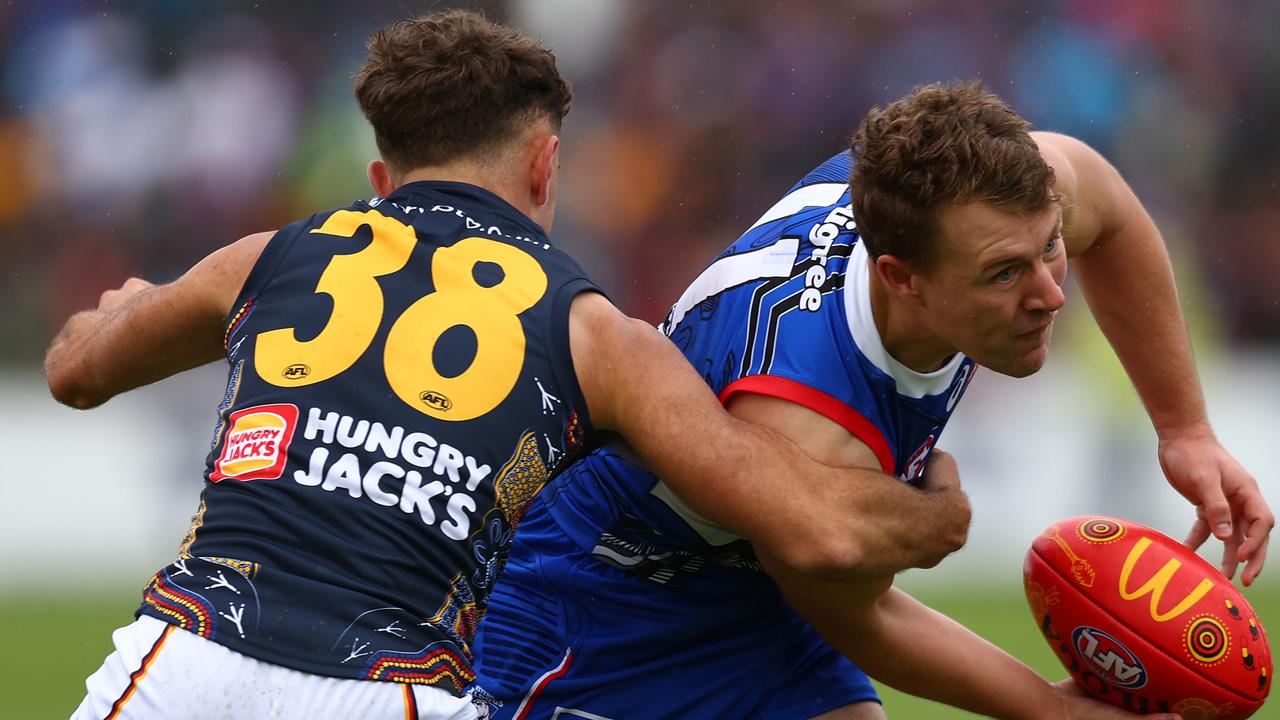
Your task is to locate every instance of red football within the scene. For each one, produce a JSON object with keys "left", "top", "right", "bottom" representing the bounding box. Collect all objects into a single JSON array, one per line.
[{"left": 1025, "top": 516, "right": 1271, "bottom": 719}]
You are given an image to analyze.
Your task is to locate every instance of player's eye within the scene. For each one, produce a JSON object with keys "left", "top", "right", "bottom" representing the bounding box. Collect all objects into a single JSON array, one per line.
[
  {"left": 1044, "top": 235, "right": 1060, "bottom": 254},
  {"left": 993, "top": 266, "right": 1016, "bottom": 284}
]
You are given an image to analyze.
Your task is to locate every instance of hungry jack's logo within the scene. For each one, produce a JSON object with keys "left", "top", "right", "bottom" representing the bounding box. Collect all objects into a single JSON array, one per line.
[{"left": 211, "top": 404, "right": 299, "bottom": 481}]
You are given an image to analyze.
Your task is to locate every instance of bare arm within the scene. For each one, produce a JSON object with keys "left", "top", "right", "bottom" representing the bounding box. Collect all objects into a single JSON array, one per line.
[
  {"left": 1036, "top": 131, "right": 1273, "bottom": 584},
  {"left": 45, "top": 232, "right": 272, "bottom": 409},
  {"left": 726, "top": 392, "right": 969, "bottom": 574},
  {"left": 726, "top": 385, "right": 1158, "bottom": 718},
  {"left": 759, "top": 555, "right": 1171, "bottom": 720},
  {"left": 568, "top": 291, "right": 970, "bottom": 576}
]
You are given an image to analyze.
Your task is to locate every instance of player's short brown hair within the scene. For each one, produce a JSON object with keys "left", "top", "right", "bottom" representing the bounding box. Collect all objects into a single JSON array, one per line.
[
  {"left": 850, "top": 81, "right": 1056, "bottom": 268},
  {"left": 354, "top": 9, "right": 572, "bottom": 174}
]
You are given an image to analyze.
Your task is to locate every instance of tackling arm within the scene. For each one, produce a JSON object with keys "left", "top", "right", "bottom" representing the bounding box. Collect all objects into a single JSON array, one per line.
[
  {"left": 1035, "top": 131, "right": 1273, "bottom": 584},
  {"left": 568, "top": 291, "right": 971, "bottom": 578},
  {"left": 45, "top": 232, "right": 272, "bottom": 409},
  {"left": 733, "top": 391, "right": 1167, "bottom": 719}
]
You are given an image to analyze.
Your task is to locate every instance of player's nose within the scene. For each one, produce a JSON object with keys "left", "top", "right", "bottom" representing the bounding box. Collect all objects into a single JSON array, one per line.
[{"left": 1024, "top": 260, "right": 1065, "bottom": 313}]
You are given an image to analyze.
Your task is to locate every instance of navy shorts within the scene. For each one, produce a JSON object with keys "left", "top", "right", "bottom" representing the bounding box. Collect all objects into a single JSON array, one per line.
[{"left": 470, "top": 494, "right": 878, "bottom": 720}]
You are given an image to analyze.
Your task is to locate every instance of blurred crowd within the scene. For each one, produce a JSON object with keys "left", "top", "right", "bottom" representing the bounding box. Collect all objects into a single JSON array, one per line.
[{"left": 2, "top": 0, "right": 1277, "bottom": 365}]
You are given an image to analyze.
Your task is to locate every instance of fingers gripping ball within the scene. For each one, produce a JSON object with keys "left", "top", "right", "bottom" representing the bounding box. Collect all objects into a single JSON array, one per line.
[{"left": 1024, "top": 516, "right": 1271, "bottom": 719}]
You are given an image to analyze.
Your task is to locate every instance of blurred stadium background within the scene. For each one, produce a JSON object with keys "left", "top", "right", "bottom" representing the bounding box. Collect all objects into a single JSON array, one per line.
[{"left": 1, "top": 1, "right": 1277, "bottom": 717}]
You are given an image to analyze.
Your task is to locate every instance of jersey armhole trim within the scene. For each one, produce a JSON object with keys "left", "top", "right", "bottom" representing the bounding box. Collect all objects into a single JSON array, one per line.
[
  {"left": 719, "top": 375, "right": 894, "bottom": 475},
  {"left": 547, "top": 277, "right": 603, "bottom": 434},
  {"left": 222, "top": 218, "right": 310, "bottom": 346}
]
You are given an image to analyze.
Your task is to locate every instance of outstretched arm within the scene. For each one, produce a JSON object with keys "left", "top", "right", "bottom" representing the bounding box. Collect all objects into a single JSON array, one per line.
[
  {"left": 1036, "top": 131, "right": 1273, "bottom": 585},
  {"left": 759, "top": 554, "right": 1173, "bottom": 720},
  {"left": 726, "top": 383, "right": 1164, "bottom": 718},
  {"left": 45, "top": 232, "right": 272, "bottom": 409},
  {"left": 568, "top": 291, "right": 971, "bottom": 578}
]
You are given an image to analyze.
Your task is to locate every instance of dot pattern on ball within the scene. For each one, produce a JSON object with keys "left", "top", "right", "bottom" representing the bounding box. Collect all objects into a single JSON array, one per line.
[
  {"left": 1077, "top": 518, "right": 1126, "bottom": 544},
  {"left": 1186, "top": 615, "right": 1230, "bottom": 665},
  {"left": 1171, "top": 698, "right": 1225, "bottom": 720}
]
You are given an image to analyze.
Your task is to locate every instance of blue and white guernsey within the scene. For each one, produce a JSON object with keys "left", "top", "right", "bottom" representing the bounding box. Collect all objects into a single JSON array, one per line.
[
  {"left": 471, "top": 153, "right": 978, "bottom": 719},
  {"left": 541, "top": 152, "right": 977, "bottom": 583}
]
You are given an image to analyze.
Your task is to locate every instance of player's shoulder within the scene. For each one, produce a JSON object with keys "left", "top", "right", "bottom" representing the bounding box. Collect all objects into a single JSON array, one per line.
[{"left": 790, "top": 150, "right": 853, "bottom": 189}]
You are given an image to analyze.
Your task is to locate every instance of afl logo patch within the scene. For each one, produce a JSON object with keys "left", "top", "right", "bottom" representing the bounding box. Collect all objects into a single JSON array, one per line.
[
  {"left": 901, "top": 434, "right": 935, "bottom": 483},
  {"left": 211, "top": 403, "right": 299, "bottom": 482},
  {"left": 1072, "top": 626, "right": 1148, "bottom": 689},
  {"left": 420, "top": 391, "right": 452, "bottom": 412},
  {"left": 282, "top": 363, "right": 311, "bottom": 380}
]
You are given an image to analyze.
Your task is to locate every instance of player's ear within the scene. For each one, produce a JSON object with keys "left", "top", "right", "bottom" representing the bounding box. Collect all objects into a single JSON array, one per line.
[
  {"left": 367, "top": 159, "right": 396, "bottom": 198},
  {"left": 531, "top": 133, "right": 559, "bottom": 207},
  {"left": 874, "top": 255, "right": 924, "bottom": 304}
]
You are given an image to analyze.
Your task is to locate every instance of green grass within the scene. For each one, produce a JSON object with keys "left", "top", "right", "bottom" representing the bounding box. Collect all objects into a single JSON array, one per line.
[
  {"left": 3, "top": 583, "right": 1275, "bottom": 719},
  {"left": 0, "top": 590, "right": 144, "bottom": 720}
]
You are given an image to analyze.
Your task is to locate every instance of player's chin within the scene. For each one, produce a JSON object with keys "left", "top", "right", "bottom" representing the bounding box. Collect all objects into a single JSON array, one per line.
[{"left": 989, "top": 342, "right": 1049, "bottom": 378}]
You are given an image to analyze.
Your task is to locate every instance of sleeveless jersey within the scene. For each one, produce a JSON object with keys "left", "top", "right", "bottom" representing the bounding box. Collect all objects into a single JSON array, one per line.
[
  {"left": 540, "top": 152, "right": 977, "bottom": 583},
  {"left": 137, "top": 181, "right": 598, "bottom": 695}
]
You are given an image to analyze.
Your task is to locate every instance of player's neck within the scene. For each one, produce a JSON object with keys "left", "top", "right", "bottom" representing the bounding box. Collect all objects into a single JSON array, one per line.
[
  {"left": 395, "top": 162, "right": 545, "bottom": 231},
  {"left": 868, "top": 268, "right": 956, "bottom": 373}
]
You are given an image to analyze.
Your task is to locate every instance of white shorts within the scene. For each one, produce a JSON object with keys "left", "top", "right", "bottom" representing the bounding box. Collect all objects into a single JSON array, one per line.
[{"left": 72, "top": 615, "right": 480, "bottom": 720}]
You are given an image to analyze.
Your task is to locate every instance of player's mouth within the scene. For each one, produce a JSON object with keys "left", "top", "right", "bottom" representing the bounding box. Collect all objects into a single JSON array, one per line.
[{"left": 1015, "top": 320, "right": 1053, "bottom": 341}]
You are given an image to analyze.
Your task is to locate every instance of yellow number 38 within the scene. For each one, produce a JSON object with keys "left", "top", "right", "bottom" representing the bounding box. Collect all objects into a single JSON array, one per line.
[{"left": 254, "top": 209, "right": 548, "bottom": 422}]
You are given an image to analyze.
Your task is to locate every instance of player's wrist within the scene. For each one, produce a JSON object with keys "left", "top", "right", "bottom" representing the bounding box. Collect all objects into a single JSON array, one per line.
[{"left": 1153, "top": 417, "right": 1214, "bottom": 445}]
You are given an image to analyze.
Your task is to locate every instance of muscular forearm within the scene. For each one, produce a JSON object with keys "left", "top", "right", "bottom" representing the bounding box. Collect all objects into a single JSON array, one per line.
[
  {"left": 849, "top": 588, "right": 1060, "bottom": 719},
  {"left": 1071, "top": 209, "right": 1207, "bottom": 438},
  {"left": 806, "top": 476, "right": 970, "bottom": 579},
  {"left": 639, "top": 423, "right": 968, "bottom": 577},
  {"left": 577, "top": 302, "right": 968, "bottom": 577},
  {"left": 1048, "top": 130, "right": 1208, "bottom": 438},
  {"left": 45, "top": 236, "right": 267, "bottom": 409},
  {"left": 46, "top": 308, "right": 117, "bottom": 408},
  {"left": 761, "top": 555, "right": 1062, "bottom": 720},
  {"left": 46, "top": 283, "right": 226, "bottom": 408}
]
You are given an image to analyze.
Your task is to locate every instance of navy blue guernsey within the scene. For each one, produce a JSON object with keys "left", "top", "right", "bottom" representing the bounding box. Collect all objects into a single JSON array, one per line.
[{"left": 137, "top": 182, "right": 597, "bottom": 694}]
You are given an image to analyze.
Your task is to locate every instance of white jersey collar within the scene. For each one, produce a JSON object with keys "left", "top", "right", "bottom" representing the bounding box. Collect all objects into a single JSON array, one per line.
[{"left": 843, "top": 241, "right": 966, "bottom": 398}]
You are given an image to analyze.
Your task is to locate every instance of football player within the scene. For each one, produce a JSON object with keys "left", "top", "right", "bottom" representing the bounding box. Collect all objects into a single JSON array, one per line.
[
  {"left": 46, "top": 14, "right": 971, "bottom": 720},
  {"left": 470, "top": 82, "right": 1272, "bottom": 719}
]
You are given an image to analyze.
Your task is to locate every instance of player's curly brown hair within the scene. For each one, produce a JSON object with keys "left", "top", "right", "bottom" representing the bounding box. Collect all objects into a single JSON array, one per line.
[
  {"left": 850, "top": 81, "right": 1056, "bottom": 268},
  {"left": 354, "top": 9, "right": 572, "bottom": 174}
]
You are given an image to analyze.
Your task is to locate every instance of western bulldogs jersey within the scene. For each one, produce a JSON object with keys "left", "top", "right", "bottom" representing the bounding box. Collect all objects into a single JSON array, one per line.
[
  {"left": 542, "top": 152, "right": 977, "bottom": 582},
  {"left": 469, "top": 153, "right": 975, "bottom": 718},
  {"left": 137, "top": 182, "right": 597, "bottom": 695}
]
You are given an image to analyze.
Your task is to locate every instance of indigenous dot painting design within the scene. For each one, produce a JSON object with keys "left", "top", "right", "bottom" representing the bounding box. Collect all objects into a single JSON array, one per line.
[
  {"left": 1224, "top": 598, "right": 1241, "bottom": 620},
  {"left": 1185, "top": 615, "right": 1230, "bottom": 666},
  {"left": 1077, "top": 518, "right": 1126, "bottom": 544},
  {"left": 1171, "top": 698, "right": 1228, "bottom": 720},
  {"left": 224, "top": 297, "right": 255, "bottom": 349}
]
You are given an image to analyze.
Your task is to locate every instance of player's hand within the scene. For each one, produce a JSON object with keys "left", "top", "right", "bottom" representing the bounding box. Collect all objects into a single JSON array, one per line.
[
  {"left": 1157, "top": 425, "right": 1274, "bottom": 586},
  {"left": 1052, "top": 679, "right": 1181, "bottom": 719},
  {"left": 917, "top": 449, "right": 961, "bottom": 494},
  {"left": 98, "top": 277, "right": 154, "bottom": 313},
  {"left": 913, "top": 450, "right": 971, "bottom": 567}
]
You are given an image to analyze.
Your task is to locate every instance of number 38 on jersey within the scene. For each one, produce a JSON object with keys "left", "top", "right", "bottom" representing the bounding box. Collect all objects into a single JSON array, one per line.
[{"left": 254, "top": 209, "right": 548, "bottom": 422}]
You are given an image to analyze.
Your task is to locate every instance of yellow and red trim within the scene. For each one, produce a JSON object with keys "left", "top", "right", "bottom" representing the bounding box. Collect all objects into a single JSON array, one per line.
[
  {"left": 401, "top": 683, "right": 417, "bottom": 720},
  {"left": 104, "top": 624, "right": 175, "bottom": 719}
]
